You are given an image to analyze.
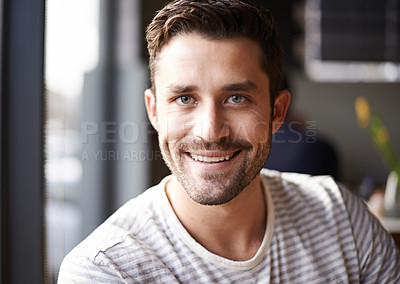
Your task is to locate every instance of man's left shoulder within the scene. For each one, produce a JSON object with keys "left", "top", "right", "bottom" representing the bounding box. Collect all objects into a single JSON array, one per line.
[{"left": 261, "top": 168, "right": 340, "bottom": 194}]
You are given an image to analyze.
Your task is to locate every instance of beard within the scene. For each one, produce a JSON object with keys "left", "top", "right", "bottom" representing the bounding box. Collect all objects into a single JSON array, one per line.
[{"left": 159, "top": 133, "right": 272, "bottom": 206}]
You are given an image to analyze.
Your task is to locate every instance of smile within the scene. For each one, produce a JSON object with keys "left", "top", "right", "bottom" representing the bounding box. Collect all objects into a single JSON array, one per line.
[{"left": 189, "top": 152, "right": 236, "bottom": 163}]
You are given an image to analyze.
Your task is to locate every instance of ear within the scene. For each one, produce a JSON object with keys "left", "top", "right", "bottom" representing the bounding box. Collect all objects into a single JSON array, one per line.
[
  {"left": 144, "top": 88, "right": 158, "bottom": 131},
  {"left": 271, "top": 89, "right": 290, "bottom": 133}
]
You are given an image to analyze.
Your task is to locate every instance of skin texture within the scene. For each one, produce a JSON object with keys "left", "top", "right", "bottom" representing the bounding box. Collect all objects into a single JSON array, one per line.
[{"left": 145, "top": 33, "right": 290, "bottom": 260}]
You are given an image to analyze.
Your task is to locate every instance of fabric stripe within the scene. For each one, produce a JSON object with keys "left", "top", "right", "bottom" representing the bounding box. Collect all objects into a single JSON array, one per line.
[{"left": 58, "top": 170, "right": 400, "bottom": 283}]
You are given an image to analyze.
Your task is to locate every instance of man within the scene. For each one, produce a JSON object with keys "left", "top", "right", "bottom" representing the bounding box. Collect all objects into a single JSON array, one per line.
[{"left": 59, "top": 0, "right": 400, "bottom": 282}]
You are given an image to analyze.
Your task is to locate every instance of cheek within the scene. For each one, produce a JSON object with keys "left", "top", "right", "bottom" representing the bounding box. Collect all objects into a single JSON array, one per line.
[
  {"left": 157, "top": 112, "right": 192, "bottom": 143},
  {"left": 234, "top": 122, "right": 270, "bottom": 143},
  {"left": 230, "top": 112, "right": 271, "bottom": 143},
  {"left": 253, "top": 123, "right": 271, "bottom": 144}
]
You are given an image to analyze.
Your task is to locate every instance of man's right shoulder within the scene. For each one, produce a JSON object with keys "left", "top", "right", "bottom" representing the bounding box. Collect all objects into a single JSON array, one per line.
[{"left": 63, "top": 180, "right": 168, "bottom": 264}]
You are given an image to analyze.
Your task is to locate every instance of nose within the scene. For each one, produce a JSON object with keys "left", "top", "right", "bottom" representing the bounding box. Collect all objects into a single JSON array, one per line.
[{"left": 192, "top": 102, "right": 229, "bottom": 142}]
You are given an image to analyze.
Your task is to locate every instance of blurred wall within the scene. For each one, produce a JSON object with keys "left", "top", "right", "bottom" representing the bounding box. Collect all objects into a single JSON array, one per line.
[{"left": 291, "top": 71, "right": 400, "bottom": 186}]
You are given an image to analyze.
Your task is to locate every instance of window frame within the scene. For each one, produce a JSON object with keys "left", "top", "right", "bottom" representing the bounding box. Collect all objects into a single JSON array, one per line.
[{"left": 1, "top": 0, "right": 46, "bottom": 283}]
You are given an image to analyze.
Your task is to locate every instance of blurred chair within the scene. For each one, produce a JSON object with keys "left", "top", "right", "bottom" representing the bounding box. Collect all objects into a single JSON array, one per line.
[
  {"left": 264, "top": 76, "right": 340, "bottom": 180},
  {"left": 264, "top": 120, "right": 339, "bottom": 180}
]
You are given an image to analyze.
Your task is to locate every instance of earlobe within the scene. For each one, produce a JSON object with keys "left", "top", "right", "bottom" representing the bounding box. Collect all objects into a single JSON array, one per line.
[
  {"left": 271, "top": 90, "right": 291, "bottom": 133},
  {"left": 144, "top": 88, "right": 158, "bottom": 131}
]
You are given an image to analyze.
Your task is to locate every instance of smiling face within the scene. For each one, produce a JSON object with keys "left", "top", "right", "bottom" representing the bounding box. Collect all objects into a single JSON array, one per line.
[{"left": 145, "top": 33, "right": 289, "bottom": 206}]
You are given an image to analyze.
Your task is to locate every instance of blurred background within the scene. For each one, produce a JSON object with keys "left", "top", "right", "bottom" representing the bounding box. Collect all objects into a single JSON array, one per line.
[{"left": 1, "top": 0, "right": 399, "bottom": 283}]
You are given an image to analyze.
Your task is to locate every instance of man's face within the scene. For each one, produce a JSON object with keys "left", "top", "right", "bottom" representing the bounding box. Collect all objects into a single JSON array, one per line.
[{"left": 145, "top": 33, "right": 288, "bottom": 206}]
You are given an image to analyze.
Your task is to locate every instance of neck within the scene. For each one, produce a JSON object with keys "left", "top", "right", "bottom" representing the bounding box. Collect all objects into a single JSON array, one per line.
[{"left": 165, "top": 174, "right": 267, "bottom": 261}]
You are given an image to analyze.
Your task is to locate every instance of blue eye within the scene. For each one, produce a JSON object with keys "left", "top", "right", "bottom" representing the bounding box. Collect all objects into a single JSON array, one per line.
[
  {"left": 230, "top": 95, "right": 244, "bottom": 104},
  {"left": 177, "top": 96, "right": 191, "bottom": 105}
]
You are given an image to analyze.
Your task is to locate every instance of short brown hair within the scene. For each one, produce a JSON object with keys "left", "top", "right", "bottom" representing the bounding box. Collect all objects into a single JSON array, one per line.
[{"left": 146, "top": 0, "right": 283, "bottom": 104}]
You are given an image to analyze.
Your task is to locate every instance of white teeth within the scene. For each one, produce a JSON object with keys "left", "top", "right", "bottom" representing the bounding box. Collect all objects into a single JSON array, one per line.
[{"left": 190, "top": 153, "right": 233, "bottom": 163}]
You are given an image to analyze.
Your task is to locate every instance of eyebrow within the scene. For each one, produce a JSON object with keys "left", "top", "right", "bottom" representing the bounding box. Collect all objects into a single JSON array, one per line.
[
  {"left": 222, "top": 80, "right": 258, "bottom": 92},
  {"left": 166, "top": 84, "right": 198, "bottom": 94},
  {"left": 166, "top": 80, "right": 258, "bottom": 94}
]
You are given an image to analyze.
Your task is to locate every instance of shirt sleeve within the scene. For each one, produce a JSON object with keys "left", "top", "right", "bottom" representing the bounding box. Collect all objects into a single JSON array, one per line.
[
  {"left": 339, "top": 184, "right": 400, "bottom": 283},
  {"left": 57, "top": 254, "right": 131, "bottom": 284}
]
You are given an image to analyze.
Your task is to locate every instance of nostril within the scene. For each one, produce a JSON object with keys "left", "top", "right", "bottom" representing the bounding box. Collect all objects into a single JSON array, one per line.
[
  {"left": 191, "top": 103, "right": 230, "bottom": 141},
  {"left": 193, "top": 119, "right": 230, "bottom": 142}
]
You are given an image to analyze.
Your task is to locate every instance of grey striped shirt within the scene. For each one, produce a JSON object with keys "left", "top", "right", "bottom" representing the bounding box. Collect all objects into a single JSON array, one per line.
[{"left": 58, "top": 169, "right": 400, "bottom": 283}]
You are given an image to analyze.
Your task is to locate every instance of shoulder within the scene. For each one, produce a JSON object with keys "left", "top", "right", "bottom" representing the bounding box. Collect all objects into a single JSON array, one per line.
[
  {"left": 60, "top": 177, "right": 170, "bottom": 268},
  {"left": 261, "top": 168, "right": 365, "bottom": 228},
  {"left": 261, "top": 169, "right": 400, "bottom": 282},
  {"left": 261, "top": 168, "right": 342, "bottom": 205}
]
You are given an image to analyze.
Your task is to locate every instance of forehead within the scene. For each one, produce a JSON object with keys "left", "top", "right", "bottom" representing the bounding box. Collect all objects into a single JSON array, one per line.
[{"left": 154, "top": 33, "right": 268, "bottom": 90}]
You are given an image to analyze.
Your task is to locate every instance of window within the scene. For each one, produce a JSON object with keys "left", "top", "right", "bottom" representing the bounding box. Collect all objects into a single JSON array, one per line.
[
  {"left": 305, "top": 0, "right": 400, "bottom": 82},
  {"left": 44, "top": 0, "right": 100, "bottom": 279},
  {"left": 44, "top": 0, "right": 151, "bottom": 281}
]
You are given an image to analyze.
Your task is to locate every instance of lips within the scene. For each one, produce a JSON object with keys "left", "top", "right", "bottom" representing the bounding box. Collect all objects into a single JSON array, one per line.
[{"left": 188, "top": 152, "right": 236, "bottom": 163}]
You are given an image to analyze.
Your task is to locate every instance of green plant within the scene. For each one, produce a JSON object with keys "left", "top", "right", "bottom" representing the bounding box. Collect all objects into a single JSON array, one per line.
[{"left": 355, "top": 96, "right": 400, "bottom": 188}]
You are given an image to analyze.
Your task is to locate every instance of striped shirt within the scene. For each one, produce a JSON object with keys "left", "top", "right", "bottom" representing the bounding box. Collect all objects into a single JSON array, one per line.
[{"left": 58, "top": 169, "right": 400, "bottom": 283}]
